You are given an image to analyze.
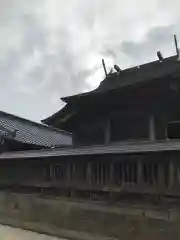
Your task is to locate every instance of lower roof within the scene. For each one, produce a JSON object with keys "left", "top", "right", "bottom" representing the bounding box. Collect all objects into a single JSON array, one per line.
[{"left": 0, "top": 111, "right": 72, "bottom": 148}]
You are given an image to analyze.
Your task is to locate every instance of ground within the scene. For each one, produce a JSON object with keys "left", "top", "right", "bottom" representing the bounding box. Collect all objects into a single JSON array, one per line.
[{"left": 0, "top": 225, "right": 65, "bottom": 240}]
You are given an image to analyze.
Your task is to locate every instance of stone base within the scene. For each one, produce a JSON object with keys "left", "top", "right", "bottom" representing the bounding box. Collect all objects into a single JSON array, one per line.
[{"left": 0, "top": 192, "right": 180, "bottom": 240}]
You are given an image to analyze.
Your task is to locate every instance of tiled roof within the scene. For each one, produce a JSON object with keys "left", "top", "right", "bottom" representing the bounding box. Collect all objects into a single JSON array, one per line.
[
  {"left": 0, "top": 111, "right": 72, "bottom": 147},
  {"left": 43, "top": 55, "right": 180, "bottom": 125},
  {"left": 61, "top": 55, "right": 180, "bottom": 102}
]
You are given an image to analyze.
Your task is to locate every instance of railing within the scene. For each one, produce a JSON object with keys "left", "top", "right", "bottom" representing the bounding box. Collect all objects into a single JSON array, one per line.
[{"left": 0, "top": 150, "right": 179, "bottom": 198}]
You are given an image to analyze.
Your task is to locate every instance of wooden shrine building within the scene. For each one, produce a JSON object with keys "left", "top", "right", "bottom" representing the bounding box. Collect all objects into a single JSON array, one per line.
[
  {"left": 1, "top": 37, "right": 180, "bottom": 240},
  {"left": 1, "top": 39, "right": 180, "bottom": 200}
]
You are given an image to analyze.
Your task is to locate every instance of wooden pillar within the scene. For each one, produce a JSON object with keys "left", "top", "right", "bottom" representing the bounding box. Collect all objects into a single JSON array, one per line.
[
  {"left": 137, "top": 159, "right": 142, "bottom": 184},
  {"left": 96, "top": 163, "right": 100, "bottom": 185},
  {"left": 29, "top": 168, "right": 32, "bottom": 180},
  {"left": 87, "top": 162, "right": 92, "bottom": 185},
  {"left": 100, "top": 163, "right": 104, "bottom": 185},
  {"left": 122, "top": 163, "right": 125, "bottom": 185},
  {"left": 110, "top": 163, "right": 114, "bottom": 185},
  {"left": 164, "top": 122, "right": 169, "bottom": 140},
  {"left": 158, "top": 163, "right": 164, "bottom": 186},
  {"left": 66, "top": 163, "right": 70, "bottom": 183},
  {"left": 72, "top": 162, "right": 76, "bottom": 181},
  {"left": 105, "top": 119, "right": 111, "bottom": 145},
  {"left": 168, "top": 160, "right": 174, "bottom": 188},
  {"left": 149, "top": 115, "right": 156, "bottom": 141},
  {"left": 72, "top": 132, "right": 77, "bottom": 146},
  {"left": 49, "top": 163, "right": 54, "bottom": 181}
]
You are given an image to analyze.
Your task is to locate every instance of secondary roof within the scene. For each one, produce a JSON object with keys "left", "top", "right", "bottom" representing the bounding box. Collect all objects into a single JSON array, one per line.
[{"left": 0, "top": 111, "right": 72, "bottom": 148}]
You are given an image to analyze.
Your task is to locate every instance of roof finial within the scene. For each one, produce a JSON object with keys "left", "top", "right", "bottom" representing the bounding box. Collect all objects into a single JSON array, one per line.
[
  {"left": 157, "top": 51, "right": 164, "bottom": 61},
  {"left": 114, "top": 65, "right": 121, "bottom": 75},
  {"left": 174, "top": 34, "right": 179, "bottom": 59},
  {"left": 102, "top": 59, "right": 107, "bottom": 77},
  {"left": 108, "top": 68, "right": 113, "bottom": 74}
]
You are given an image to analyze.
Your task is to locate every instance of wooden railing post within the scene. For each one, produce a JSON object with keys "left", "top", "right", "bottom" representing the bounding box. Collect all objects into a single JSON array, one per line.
[
  {"left": 49, "top": 163, "right": 54, "bottom": 181},
  {"left": 72, "top": 162, "right": 76, "bottom": 181},
  {"left": 168, "top": 159, "right": 174, "bottom": 188},
  {"left": 158, "top": 163, "right": 165, "bottom": 186},
  {"left": 96, "top": 163, "right": 100, "bottom": 185},
  {"left": 105, "top": 119, "right": 111, "bottom": 145},
  {"left": 122, "top": 163, "right": 125, "bottom": 185},
  {"left": 100, "top": 163, "right": 103, "bottom": 185},
  {"left": 110, "top": 163, "right": 114, "bottom": 185},
  {"left": 149, "top": 115, "right": 156, "bottom": 141},
  {"left": 137, "top": 159, "right": 142, "bottom": 184},
  {"left": 87, "top": 162, "right": 92, "bottom": 185},
  {"left": 67, "top": 162, "right": 71, "bottom": 183}
]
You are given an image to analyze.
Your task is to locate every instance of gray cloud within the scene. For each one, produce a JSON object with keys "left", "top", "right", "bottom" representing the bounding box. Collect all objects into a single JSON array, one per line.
[
  {"left": 0, "top": 0, "right": 179, "bottom": 122},
  {"left": 120, "top": 25, "right": 180, "bottom": 65},
  {"left": 102, "top": 25, "right": 180, "bottom": 69}
]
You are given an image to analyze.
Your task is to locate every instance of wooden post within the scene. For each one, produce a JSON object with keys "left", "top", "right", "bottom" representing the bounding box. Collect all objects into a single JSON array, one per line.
[
  {"left": 66, "top": 163, "right": 71, "bottom": 183},
  {"left": 137, "top": 159, "right": 142, "bottom": 184},
  {"left": 168, "top": 160, "right": 174, "bottom": 188},
  {"left": 72, "top": 162, "right": 76, "bottom": 181},
  {"left": 96, "top": 163, "right": 100, "bottom": 185},
  {"left": 110, "top": 163, "right": 114, "bottom": 185},
  {"left": 100, "top": 163, "right": 104, "bottom": 185},
  {"left": 164, "top": 122, "right": 169, "bottom": 140},
  {"left": 46, "top": 164, "right": 51, "bottom": 181},
  {"left": 149, "top": 115, "right": 156, "bottom": 141},
  {"left": 105, "top": 119, "right": 111, "bottom": 144},
  {"left": 158, "top": 163, "right": 164, "bottom": 186},
  {"left": 72, "top": 131, "right": 78, "bottom": 146},
  {"left": 122, "top": 163, "right": 125, "bottom": 185},
  {"left": 49, "top": 163, "right": 53, "bottom": 181},
  {"left": 87, "top": 162, "right": 92, "bottom": 185}
]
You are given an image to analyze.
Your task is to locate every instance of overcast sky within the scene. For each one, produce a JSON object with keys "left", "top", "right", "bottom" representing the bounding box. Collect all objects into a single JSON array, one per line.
[{"left": 0, "top": 0, "right": 180, "bottom": 122}]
